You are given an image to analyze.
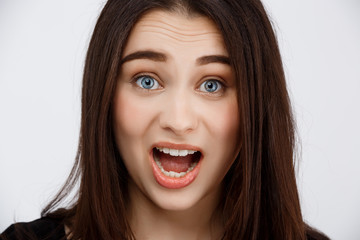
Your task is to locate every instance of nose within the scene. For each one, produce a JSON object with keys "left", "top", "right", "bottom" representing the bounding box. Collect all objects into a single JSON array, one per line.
[{"left": 159, "top": 91, "right": 198, "bottom": 135}]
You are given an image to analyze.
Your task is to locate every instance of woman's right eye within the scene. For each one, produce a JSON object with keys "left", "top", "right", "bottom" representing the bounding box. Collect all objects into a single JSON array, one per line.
[{"left": 134, "top": 75, "right": 161, "bottom": 90}]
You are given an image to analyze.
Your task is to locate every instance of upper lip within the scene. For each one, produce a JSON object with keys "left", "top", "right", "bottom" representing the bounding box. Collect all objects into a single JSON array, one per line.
[{"left": 151, "top": 142, "right": 202, "bottom": 153}]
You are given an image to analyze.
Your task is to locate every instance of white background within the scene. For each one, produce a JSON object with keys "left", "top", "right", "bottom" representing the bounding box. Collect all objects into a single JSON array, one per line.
[{"left": 0, "top": 0, "right": 359, "bottom": 239}]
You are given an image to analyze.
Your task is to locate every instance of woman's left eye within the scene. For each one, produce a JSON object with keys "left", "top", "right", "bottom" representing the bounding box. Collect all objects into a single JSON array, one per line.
[
  {"left": 134, "top": 75, "right": 160, "bottom": 90},
  {"left": 199, "top": 80, "right": 222, "bottom": 93}
]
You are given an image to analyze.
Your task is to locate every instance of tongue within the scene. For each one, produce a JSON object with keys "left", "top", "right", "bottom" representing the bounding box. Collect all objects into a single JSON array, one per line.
[{"left": 158, "top": 152, "right": 193, "bottom": 173}]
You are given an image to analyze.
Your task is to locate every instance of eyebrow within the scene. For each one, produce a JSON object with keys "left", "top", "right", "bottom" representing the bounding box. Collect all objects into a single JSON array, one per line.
[
  {"left": 121, "top": 50, "right": 230, "bottom": 66},
  {"left": 196, "top": 55, "right": 230, "bottom": 65},
  {"left": 120, "top": 51, "right": 166, "bottom": 64}
]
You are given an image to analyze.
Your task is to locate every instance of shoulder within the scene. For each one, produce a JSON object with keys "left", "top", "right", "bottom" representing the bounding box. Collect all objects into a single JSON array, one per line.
[
  {"left": 306, "top": 226, "right": 331, "bottom": 240},
  {"left": 1, "top": 217, "right": 65, "bottom": 240}
]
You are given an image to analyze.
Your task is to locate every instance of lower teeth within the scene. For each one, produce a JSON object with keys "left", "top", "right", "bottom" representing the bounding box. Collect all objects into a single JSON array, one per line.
[{"left": 154, "top": 154, "right": 198, "bottom": 178}]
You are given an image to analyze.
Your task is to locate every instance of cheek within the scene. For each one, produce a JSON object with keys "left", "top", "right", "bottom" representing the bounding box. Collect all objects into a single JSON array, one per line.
[
  {"left": 113, "top": 89, "right": 155, "bottom": 138},
  {"left": 112, "top": 87, "right": 158, "bottom": 179},
  {"left": 203, "top": 96, "right": 240, "bottom": 173},
  {"left": 196, "top": 96, "right": 240, "bottom": 187},
  {"left": 206, "top": 98, "right": 239, "bottom": 145}
]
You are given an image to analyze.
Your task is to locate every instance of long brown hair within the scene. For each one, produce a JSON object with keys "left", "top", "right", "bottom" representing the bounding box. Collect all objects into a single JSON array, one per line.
[{"left": 42, "top": 0, "right": 327, "bottom": 239}]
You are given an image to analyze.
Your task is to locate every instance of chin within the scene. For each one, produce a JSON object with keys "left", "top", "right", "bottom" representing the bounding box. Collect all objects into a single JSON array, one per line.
[
  {"left": 151, "top": 187, "right": 205, "bottom": 212},
  {"left": 144, "top": 171, "right": 222, "bottom": 213}
]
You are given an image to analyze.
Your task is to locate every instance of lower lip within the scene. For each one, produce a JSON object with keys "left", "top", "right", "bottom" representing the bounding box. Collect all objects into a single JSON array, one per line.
[{"left": 150, "top": 149, "right": 202, "bottom": 189}]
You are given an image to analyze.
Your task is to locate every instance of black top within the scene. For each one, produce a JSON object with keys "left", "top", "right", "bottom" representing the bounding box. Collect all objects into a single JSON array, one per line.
[
  {"left": 0, "top": 218, "right": 65, "bottom": 240},
  {"left": 1, "top": 218, "right": 329, "bottom": 240}
]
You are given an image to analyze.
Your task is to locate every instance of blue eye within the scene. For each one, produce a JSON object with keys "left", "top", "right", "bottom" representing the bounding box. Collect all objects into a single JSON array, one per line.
[
  {"left": 199, "top": 80, "right": 222, "bottom": 93},
  {"left": 135, "top": 75, "right": 160, "bottom": 90}
]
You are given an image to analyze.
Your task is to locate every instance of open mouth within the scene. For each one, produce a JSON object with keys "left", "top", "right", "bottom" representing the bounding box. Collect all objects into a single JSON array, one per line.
[
  {"left": 153, "top": 147, "right": 201, "bottom": 178},
  {"left": 151, "top": 145, "right": 203, "bottom": 189}
]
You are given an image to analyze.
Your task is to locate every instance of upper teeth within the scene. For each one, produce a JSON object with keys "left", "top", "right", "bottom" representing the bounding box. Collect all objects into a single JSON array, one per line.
[{"left": 156, "top": 147, "right": 197, "bottom": 157}]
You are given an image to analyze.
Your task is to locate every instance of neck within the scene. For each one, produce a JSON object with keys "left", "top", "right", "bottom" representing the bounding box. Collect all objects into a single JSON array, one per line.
[{"left": 127, "top": 181, "right": 224, "bottom": 240}]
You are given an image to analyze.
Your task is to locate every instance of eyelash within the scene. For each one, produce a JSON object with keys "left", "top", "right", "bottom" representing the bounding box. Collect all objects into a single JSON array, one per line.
[
  {"left": 134, "top": 74, "right": 162, "bottom": 90},
  {"left": 198, "top": 79, "right": 224, "bottom": 95},
  {"left": 132, "top": 73, "right": 163, "bottom": 91},
  {"left": 131, "top": 73, "right": 226, "bottom": 95}
]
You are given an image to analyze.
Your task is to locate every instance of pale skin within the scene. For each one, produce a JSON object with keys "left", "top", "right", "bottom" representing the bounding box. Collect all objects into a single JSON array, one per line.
[{"left": 112, "top": 10, "right": 241, "bottom": 240}]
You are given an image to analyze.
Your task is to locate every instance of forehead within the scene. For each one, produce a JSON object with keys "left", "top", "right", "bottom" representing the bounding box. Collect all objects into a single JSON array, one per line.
[{"left": 123, "top": 10, "right": 228, "bottom": 57}]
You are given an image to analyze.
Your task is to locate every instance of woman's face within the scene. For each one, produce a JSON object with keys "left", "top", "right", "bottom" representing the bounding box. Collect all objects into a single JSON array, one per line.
[{"left": 113, "top": 10, "right": 240, "bottom": 211}]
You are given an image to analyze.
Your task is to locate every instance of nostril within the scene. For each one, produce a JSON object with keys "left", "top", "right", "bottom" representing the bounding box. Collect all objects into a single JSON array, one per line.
[
  {"left": 159, "top": 112, "right": 198, "bottom": 135},
  {"left": 158, "top": 95, "right": 199, "bottom": 135}
]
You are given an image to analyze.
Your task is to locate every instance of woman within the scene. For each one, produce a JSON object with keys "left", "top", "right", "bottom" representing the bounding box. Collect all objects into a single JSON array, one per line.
[{"left": 1, "top": 0, "right": 329, "bottom": 239}]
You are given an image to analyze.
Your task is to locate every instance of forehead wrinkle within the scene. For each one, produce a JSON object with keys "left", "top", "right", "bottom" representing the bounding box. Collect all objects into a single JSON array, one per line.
[
  {"left": 135, "top": 14, "right": 223, "bottom": 41},
  {"left": 138, "top": 18, "right": 217, "bottom": 34},
  {"left": 135, "top": 20, "right": 224, "bottom": 44},
  {"left": 139, "top": 24, "right": 220, "bottom": 37},
  {"left": 139, "top": 11, "right": 204, "bottom": 30},
  {"left": 139, "top": 29, "right": 223, "bottom": 44},
  {"left": 126, "top": 10, "right": 229, "bottom": 59}
]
